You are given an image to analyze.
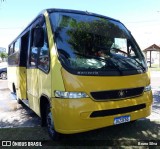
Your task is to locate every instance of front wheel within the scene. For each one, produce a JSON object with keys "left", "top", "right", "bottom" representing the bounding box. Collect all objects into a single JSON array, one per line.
[{"left": 46, "top": 103, "right": 60, "bottom": 140}]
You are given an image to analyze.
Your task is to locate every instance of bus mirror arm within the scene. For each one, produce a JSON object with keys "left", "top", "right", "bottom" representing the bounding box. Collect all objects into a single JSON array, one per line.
[{"left": 33, "top": 27, "right": 44, "bottom": 47}]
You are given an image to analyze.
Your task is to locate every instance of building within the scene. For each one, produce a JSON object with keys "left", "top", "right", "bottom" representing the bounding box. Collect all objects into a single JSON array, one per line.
[{"left": 143, "top": 44, "right": 160, "bottom": 67}]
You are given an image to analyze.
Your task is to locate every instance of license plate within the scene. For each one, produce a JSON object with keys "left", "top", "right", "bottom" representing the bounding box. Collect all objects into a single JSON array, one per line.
[{"left": 114, "top": 115, "right": 130, "bottom": 125}]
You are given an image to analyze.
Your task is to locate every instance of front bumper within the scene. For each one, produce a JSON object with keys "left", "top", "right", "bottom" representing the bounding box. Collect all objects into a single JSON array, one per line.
[{"left": 50, "top": 91, "right": 152, "bottom": 134}]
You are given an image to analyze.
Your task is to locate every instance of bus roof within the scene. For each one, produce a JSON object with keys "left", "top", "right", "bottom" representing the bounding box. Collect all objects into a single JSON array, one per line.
[{"left": 45, "top": 8, "right": 120, "bottom": 22}]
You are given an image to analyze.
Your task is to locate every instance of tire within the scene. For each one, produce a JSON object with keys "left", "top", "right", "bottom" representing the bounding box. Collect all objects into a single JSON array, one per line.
[
  {"left": 13, "top": 84, "right": 16, "bottom": 95},
  {"left": 12, "top": 84, "right": 22, "bottom": 104},
  {"left": 1, "top": 72, "right": 7, "bottom": 80},
  {"left": 46, "top": 103, "right": 60, "bottom": 140},
  {"left": 130, "top": 120, "right": 137, "bottom": 123}
]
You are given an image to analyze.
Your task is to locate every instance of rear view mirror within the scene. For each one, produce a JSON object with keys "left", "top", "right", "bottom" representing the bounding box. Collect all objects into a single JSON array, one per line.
[{"left": 33, "top": 27, "right": 44, "bottom": 47}]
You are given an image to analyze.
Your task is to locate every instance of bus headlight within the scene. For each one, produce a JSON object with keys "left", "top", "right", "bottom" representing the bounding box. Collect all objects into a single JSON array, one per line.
[
  {"left": 144, "top": 85, "right": 151, "bottom": 92},
  {"left": 55, "top": 91, "right": 89, "bottom": 99}
]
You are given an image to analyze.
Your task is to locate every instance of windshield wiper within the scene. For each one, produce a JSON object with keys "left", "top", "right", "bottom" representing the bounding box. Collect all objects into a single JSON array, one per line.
[
  {"left": 107, "top": 58, "right": 123, "bottom": 75},
  {"left": 130, "top": 57, "right": 146, "bottom": 72}
]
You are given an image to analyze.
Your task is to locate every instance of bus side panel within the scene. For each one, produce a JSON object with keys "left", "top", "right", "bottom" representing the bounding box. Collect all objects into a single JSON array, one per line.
[
  {"left": 16, "top": 67, "right": 27, "bottom": 99},
  {"left": 38, "top": 70, "right": 52, "bottom": 98},
  {"left": 27, "top": 68, "right": 40, "bottom": 116},
  {"left": 8, "top": 66, "right": 27, "bottom": 100},
  {"left": 26, "top": 68, "right": 52, "bottom": 117},
  {"left": 7, "top": 66, "right": 18, "bottom": 93}
]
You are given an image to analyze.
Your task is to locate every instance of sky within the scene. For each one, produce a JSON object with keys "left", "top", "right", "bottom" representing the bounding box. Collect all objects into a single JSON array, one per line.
[{"left": 0, "top": 0, "right": 160, "bottom": 51}]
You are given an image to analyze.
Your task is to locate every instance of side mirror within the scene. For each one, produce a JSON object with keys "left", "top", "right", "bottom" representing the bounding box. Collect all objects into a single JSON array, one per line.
[{"left": 33, "top": 27, "right": 44, "bottom": 47}]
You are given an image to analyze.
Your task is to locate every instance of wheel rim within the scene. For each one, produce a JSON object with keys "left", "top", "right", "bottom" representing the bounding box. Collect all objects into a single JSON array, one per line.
[
  {"left": 47, "top": 111, "right": 56, "bottom": 136},
  {"left": 1, "top": 72, "right": 7, "bottom": 79}
]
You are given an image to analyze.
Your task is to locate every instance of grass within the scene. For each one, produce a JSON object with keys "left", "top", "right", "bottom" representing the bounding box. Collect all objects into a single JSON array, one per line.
[
  {"left": 149, "top": 67, "right": 160, "bottom": 71},
  {"left": 148, "top": 64, "right": 160, "bottom": 71}
]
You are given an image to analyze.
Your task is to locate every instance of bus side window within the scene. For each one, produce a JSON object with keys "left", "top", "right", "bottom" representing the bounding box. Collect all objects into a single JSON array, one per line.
[
  {"left": 8, "top": 40, "right": 20, "bottom": 66},
  {"left": 30, "top": 47, "right": 38, "bottom": 67},
  {"left": 29, "top": 28, "right": 39, "bottom": 67},
  {"left": 38, "top": 23, "right": 50, "bottom": 72},
  {"left": 9, "top": 44, "right": 14, "bottom": 55},
  {"left": 8, "top": 44, "right": 14, "bottom": 65},
  {"left": 21, "top": 32, "right": 29, "bottom": 67},
  {"left": 14, "top": 39, "right": 20, "bottom": 65}
]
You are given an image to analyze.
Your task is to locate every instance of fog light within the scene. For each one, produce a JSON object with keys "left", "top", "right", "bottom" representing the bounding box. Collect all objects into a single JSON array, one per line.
[{"left": 144, "top": 85, "right": 151, "bottom": 92}]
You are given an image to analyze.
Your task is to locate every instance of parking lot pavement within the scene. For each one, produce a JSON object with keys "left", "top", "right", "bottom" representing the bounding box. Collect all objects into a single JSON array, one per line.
[
  {"left": 0, "top": 80, "right": 41, "bottom": 128},
  {"left": 148, "top": 89, "right": 160, "bottom": 121},
  {"left": 148, "top": 71, "right": 160, "bottom": 121},
  {"left": 150, "top": 71, "right": 160, "bottom": 88},
  {"left": 0, "top": 80, "right": 8, "bottom": 90}
]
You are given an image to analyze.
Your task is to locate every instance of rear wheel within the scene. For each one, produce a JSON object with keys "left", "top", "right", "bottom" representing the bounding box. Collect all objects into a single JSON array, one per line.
[
  {"left": 17, "top": 98, "right": 22, "bottom": 104},
  {"left": 13, "top": 84, "right": 22, "bottom": 104},
  {"left": 1, "top": 72, "right": 7, "bottom": 80},
  {"left": 46, "top": 103, "right": 60, "bottom": 140}
]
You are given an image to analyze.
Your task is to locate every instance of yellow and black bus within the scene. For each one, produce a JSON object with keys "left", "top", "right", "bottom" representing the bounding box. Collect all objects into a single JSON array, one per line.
[{"left": 8, "top": 9, "right": 153, "bottom": 139}]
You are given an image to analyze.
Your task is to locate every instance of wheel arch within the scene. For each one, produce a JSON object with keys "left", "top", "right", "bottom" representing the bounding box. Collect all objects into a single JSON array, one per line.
[{"left": 40, "top": 94, "right": 51, "bottom": 127}]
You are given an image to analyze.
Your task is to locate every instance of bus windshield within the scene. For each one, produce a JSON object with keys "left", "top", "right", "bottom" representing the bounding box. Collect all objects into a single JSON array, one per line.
[{"left": 50, "top": 12, "right": 147, "bottom": 76}]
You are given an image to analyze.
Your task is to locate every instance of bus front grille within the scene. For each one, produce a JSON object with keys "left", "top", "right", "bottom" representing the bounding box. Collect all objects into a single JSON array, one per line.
[
  {"left": 90, "top": 87, "right": 144, "bottom": 101},
  {"left": 90, "top": 103, "right": 146, "bottom": 118}
]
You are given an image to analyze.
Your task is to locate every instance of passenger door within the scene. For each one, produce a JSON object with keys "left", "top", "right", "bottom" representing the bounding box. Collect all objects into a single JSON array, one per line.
[
  {"left": 27, "top": 16, "right": 50, "bottom": 115},
  {"left": 27, "top": 17, "right": 43, "bottom": 114}
]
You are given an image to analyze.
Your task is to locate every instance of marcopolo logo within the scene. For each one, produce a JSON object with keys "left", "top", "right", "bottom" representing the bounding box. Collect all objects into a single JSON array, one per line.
[{"left": 118, "top": 90, "right": 125, "bottom": 97}]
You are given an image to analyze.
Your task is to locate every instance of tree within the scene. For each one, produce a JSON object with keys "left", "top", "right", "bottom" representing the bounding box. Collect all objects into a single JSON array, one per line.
[
  {"left": 66, "top": 18, "right": 126, "bottom": 55},
  {"left": 0, "top": 52, "right": 8, "bottom": 61}
]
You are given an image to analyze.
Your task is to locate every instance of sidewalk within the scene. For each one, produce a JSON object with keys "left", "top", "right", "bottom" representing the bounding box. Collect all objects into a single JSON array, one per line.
[
  {"left": 0, "top": 80, "right": 8, "bottom": 90},
  {"left": 149, "top": 71, "right": 160, "bottom": 121},
  {"left": 0, "top": 62, "right": 7, "bottom": 67},
  {"left": 150, "top": 71, "right": 160, "bottom": 90},
  {"left": 150, "top": 71, "right": 160, "bottom": 78}
]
